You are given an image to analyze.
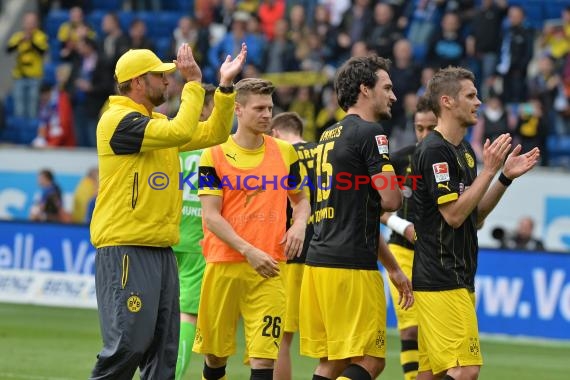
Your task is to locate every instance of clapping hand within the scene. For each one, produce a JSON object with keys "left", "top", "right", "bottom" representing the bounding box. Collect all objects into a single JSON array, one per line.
[
  {"left": 174, "top": 43, "right": 201, "bottom": 83},
  {"left": 503, "top": 145, "right": 540, "bottom": 180},
  {"left": 219, "top": 43, "right": 248, "bottom": 86}
]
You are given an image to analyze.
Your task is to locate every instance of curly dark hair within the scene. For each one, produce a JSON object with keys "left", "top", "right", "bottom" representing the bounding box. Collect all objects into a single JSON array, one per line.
[{"left": 334, "top": 55, "right": 391, "bottom": 111}]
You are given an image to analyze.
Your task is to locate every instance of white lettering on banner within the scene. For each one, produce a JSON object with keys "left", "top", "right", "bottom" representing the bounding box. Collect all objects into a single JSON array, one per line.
[
  {"left": 0, "top": 233, "right": 95, "bottom": 274},
  {"left": 0, "top": 273, "right": 34, "bottom": 294},
  {"left": 0, "top": 269, "right": 96, "bottom": 309},
  {"left": 476, "top": 276, "right": 524, "bottom": 318},
  {"left": 41, "top": 278, "right": 87, "bottom": 298},
  {"left": 0, "top": 233, "right": 52, "bottom": 270},
  {"left": 0, "top": 188, "right": 27, "bottom": 219},
  {"left": 62, "top": 239, "right": 95, "bottom": 274},
  {"left": 475, "top": 268, "right": 570, "bottom": 322},
  {"left": 533, "top": 269, "right": 567, "bottom": 320}
]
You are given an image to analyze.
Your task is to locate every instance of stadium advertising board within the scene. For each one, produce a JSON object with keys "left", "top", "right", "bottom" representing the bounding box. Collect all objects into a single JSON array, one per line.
[
  {"left": 385, "top": 248, "right": 570, "bottom": 341},
  {"left": 0, "top": 219, "right": 568, "bottom": 340}
]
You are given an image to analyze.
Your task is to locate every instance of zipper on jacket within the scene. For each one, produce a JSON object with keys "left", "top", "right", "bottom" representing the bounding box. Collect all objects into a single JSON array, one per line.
[
  {"left": 121, "top": 254, "right": 129, "bottom": 289},
  {"left": 132, "top": 172, "right": 139, "bottom": 209}
]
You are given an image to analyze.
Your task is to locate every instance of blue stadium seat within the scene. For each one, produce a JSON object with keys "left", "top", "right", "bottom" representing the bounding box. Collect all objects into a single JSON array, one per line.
[
  {"left": 45, "top": 10, "right": 68, "bottom": 40},
  {"left": 135, "top": 11, "right": 156, "bottom": 35},
  {"left": 4, "top": 95, "right": 14, "bottom": 117},
  {"left": 546, "top": 134, "right": 570, "bottom": 168},
  {"left": 171, "top": 0, "right": 194, "bottom": 14},
  {"left": 155, "top": 37, "right": 172, "bottom": 60},
  {"left": 0, "top": 128, "right": 19, "bottom": 143},
  {"left": 43, "top": 62, "right": 57, "bottom": 87},
  {"left": 545, "top": 2, "right": 567, "bottom": 20},
  {"left": 412, "top": 44, "right": 427, "bottom": 64},
  {"left": 154, "top": 12, "right": 183, "bottom": 38},
  {"left": 521, "top": 4, "right": 544, "bottom": 30},
  {"left": 95, "top": 0, "right": 121, "bottom": 11},
  {"left": 87, "top": 10, "right": 107, "bottom": 38},
  {"left": 4, "top": 116, "right": 38, "bottom": 145},
  {"left": 118, "top": 11, "right": 135, "bottom": 32}
]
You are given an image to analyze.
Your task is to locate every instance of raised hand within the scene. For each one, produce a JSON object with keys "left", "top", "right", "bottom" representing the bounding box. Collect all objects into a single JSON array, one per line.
[
  {"left": 503, "top": 145, "right": 540, "bottom": 180},
  {"left": 174, "top": 43, "right": 201, "bottom": 83},
  {"left": 219, "top": 43, "right": 248, "bottom": 86},
  {"left": 481, "top": 133, "right": 512, "bottom": 176}
]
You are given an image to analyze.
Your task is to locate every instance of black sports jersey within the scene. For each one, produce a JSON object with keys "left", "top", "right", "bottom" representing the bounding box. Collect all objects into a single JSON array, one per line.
[
  {"left": 412, "top": 130, "right": 478, "bottom": 292},
  {"left": 287, "top": 141, "right": 317, "bottom": 264},
  {"left": 305, "top": 114, "right": 395, "bottom": 270},
  {"left": 387, "top": 144, "right": 416, "bottom": 250}
]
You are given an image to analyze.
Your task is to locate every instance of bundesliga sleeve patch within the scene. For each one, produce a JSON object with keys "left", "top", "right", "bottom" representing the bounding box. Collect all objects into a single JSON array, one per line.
[
  {"left": 375, "top": 135, "right": 389, "bottom": 154},
  {"left": 432, "top": 162, "right": 450, "bottom": 183}
]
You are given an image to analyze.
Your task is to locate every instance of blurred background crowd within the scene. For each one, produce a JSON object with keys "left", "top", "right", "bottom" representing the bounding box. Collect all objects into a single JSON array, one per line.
[
  {"left": 2, "top": 0, "right": 570, "bottom": 154},
  {"left": 1, "top": 0, "right": 570, "bottom": 168}
]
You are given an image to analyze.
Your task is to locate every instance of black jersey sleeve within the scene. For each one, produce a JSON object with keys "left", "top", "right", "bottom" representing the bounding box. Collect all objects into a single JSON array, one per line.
[
  {"left": 359, "top": 124, "right": 395, "bottom": 177},
  {"left": 421, "top": 146, "right": 461, "bottom": 205}
]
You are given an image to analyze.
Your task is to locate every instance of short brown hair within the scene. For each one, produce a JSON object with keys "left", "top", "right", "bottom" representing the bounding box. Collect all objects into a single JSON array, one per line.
[
  {"left": 271, "top": 112, "right": 304, "bottom": 136},
  {"left": 116, "top": 78, "right": 132, "bottom": 95},
  {"left": 235, "top": 78, "right": 275, "bottom": 104},
  {"left": 416, "top": 95, "right": 433, "bottom": 114},
  {"left": 425, "top": 66, "right": 475, "bottom": 117}
]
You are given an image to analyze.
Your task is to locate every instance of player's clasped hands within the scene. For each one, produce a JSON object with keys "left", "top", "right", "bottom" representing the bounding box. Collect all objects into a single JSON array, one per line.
[
  {"left": 174, "top": 43, "right": 202, "bottom": 83},
  {"left": 389, "top": 268, "right": 414, "bottom": 310},
  {"left": 244, "top": 245, "right": 280, "bottom": 278}
]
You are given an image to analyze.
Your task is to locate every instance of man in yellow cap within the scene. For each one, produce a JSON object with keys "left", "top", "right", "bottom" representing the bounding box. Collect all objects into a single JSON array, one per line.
[{"left": 89, "top": 42, "right": 247, "bottom": 380}]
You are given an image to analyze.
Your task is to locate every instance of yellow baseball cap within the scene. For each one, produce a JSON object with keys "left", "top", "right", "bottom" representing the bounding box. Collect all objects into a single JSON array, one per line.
[{"left": 115, "top": 49, "right": 176, "bottom": 83}]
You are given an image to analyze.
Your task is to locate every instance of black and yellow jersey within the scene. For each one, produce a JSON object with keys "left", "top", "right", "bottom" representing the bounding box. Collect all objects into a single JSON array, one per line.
[
  {"left": 412, "top": 130, "right": 478, "bottom": 292},
  {"left": 90, "top": 82, "right": 235, "bottom": 248},
  {"left": 387, "top": 144, "right": 416, "bottom": 250},
  {"left": 6, "top": 29, "right": 48, "bottom": 79},
  {"left": 306, "top": 114, "right": 394, "bottom": 270},
  {"left": 287, "top": 141, "right": 317, "bottom": 264}
]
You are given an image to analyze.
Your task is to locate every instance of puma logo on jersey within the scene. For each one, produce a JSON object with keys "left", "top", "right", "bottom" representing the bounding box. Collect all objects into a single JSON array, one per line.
[
  {"left": 438, "top": 183, "right": 451, "bottom": 192},
  {"left": 244, "top": 187, "right": 265, "bottom": 207},
  {"left": 226, "top": 153, "right": 237, "bottom": 161}
]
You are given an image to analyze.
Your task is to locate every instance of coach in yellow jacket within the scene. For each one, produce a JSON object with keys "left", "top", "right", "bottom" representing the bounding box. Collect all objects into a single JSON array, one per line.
[{"left": 89, "top": 43, "right": 247, "bottom": 380}]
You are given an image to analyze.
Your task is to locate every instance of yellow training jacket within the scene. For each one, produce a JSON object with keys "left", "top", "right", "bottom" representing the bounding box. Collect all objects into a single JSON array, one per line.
[{"left": 90, "top": 81, "right": 235, "bottom": 248}]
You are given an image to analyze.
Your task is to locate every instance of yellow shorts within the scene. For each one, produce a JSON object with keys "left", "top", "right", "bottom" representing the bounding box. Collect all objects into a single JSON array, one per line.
[
  {"left": 388, "top": 244, "right": 417, "bottom": 330},
  {"left": 283, "top": 263, "right": 304, "bottom": 333},
  {"left": 193, "top": 262, "right": 286, "bottom": 360},
  {"left": 416, "top": 289, "right": 483, "bottom": 374},
  {"left": 299, "top": 266, "right": 387, "bottom": 360}
]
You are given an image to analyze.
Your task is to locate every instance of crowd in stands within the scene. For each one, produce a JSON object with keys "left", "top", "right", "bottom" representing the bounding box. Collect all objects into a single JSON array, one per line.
[{"left": 2, "top": 0, "right": 570, "bottom": 168}]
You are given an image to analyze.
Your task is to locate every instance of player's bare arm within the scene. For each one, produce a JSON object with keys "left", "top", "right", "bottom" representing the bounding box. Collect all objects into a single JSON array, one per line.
[
  {"left": 372, "top": 170, "right": 403, "bottom": 212},
  {"left": 377, "top": 233, "right": 414, "bottom": 310},
  {"left": 439, "top": 133, "right": 512, "bottom": 228},
  {"left": 281, "top": 190, "right": 311, "bottom": 260},
  {"left": 201, "top": 194, "right": 279, "bottom": 278}
]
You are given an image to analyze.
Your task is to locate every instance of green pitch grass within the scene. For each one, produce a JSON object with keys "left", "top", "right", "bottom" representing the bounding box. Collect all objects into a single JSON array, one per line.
[{"left": 0, "top": 303, "right": 568, "bottom": 379}]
